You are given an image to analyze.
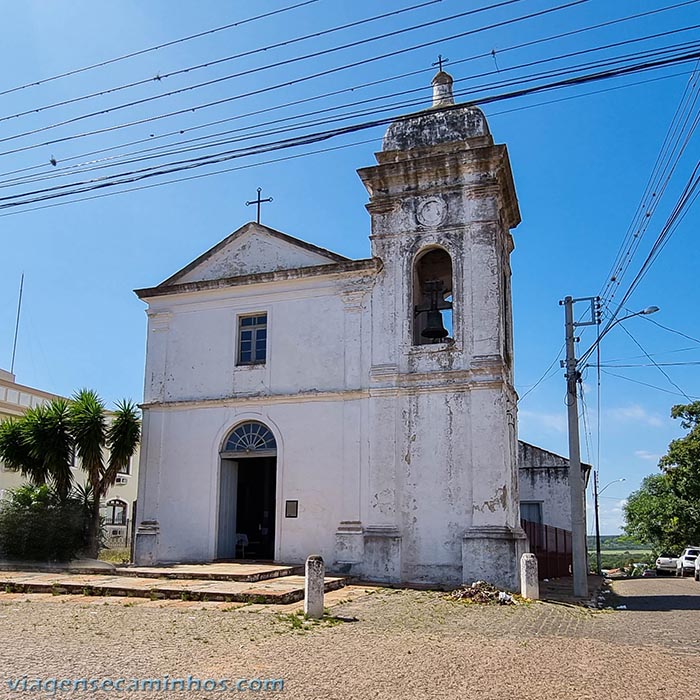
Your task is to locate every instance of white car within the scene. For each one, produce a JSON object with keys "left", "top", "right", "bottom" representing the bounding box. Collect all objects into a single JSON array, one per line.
[
  {"left": 676, "top": 547, "right": 700, "bottom": 577},
  {"left": 695, "top": 556, "right": 700, "bottom": 582},
  {"left": 655, "top": 553, "right": 678, "bottom": 576}
]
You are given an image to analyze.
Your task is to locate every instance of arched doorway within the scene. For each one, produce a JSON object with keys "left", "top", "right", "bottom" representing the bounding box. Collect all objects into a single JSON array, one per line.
[{"left": 217, "top": 421, "right": 277, "bottom": 560}]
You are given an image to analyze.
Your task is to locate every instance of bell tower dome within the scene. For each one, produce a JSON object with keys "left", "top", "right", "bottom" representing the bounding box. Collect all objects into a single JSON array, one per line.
[{"left": 354, "top": 70, "right": 526, "bottom": 589}]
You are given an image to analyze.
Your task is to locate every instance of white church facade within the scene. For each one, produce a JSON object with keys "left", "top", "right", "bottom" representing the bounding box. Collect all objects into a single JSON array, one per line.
[{"left": 134, "top": 71, "right": 529, "bottom": 589}]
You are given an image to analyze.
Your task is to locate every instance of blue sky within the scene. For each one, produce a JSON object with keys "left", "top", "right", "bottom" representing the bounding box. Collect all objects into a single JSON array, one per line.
[{"left": 1, "top": 0, "right": 699, "bottom": 533}]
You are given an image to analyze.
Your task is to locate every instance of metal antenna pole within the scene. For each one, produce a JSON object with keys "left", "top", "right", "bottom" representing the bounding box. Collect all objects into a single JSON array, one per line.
[
  {"left": 563, "top": 295, "right": 588, "bottom": 598},
  {"left": 10, "top": 272, "right": 24, "bottom": 375}
]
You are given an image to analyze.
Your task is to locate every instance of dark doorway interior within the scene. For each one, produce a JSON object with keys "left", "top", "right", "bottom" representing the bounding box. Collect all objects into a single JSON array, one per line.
[{"left": 236, "top": 456, "right": 276, "bottom": 560}]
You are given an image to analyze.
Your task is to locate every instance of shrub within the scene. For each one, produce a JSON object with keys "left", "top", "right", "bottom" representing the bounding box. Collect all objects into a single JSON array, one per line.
[{"left": 0, "top": 484, "right": 91, "bottom": 561}]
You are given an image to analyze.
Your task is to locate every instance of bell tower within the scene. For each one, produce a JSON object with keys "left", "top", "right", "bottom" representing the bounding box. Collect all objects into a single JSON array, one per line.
[{"left": 355, "top": 70, "right": 526, "bottom": 589}]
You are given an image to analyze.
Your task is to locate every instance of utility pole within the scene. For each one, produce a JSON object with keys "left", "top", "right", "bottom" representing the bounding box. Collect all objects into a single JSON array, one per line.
[
  {"left": 560, "top": 297, "right": 656, "bottom": 592},
  {"left": 561, "top": 295, "right": 598, "bottom": 599},
  {"left": 594, "top": 476, "right": 625, "bottom": 575},
  {"left": 594, "top": 471, "right": 602, "bottom": 576}
]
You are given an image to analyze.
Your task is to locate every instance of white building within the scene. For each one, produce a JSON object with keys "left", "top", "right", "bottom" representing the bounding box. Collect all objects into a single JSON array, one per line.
[
  {"left": 518, "top": 441, "right": 591, "bottom": 532},
  {"left": 134, "top": 71, "right": 528, "bottom": 589}
]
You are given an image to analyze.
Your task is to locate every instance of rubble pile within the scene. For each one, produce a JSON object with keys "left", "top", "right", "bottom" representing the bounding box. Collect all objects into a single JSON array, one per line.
[{"left": 450, "top": 580, "right": 517, "bottom": 605}]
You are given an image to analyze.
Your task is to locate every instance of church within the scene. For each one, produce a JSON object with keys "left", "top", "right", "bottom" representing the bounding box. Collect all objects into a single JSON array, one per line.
[{"left": 133, "top": 69, "right": 529, "bottom": 590}]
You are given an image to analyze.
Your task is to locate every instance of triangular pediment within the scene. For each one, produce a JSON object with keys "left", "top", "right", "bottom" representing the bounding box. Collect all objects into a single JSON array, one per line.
[{"left": 160, "top": 222, "right": 350, "bottom": 286}]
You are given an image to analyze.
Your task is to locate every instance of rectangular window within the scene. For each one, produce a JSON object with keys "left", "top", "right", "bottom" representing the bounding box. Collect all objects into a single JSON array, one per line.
[{"left": 238, "top": 313, "right": 267, "bottom": 365}]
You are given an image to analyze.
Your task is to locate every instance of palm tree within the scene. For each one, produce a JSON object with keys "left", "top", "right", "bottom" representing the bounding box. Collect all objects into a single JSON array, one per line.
[
  {"left": 0, "top": 401, "right": 73, "bottom": 499},
  {"left": 0, "top": 389, "right": 140, "bottom": 558},
  {"left": 69, "top": 389, "right": 140, "bottom": 557}
]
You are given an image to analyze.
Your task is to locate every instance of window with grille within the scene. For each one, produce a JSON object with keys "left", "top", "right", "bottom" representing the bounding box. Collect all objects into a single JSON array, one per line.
[
  {"left": 103, "top": 499, "right": 127, "bottom": 526},
  {"left": 237, "top": 313, "right": 267, "bottom": 365}
]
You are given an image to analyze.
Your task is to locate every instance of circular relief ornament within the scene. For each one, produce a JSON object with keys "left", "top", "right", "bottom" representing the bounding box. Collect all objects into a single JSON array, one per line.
[{"left": 416, "top": 197, "right": 447, "bottom": 227}]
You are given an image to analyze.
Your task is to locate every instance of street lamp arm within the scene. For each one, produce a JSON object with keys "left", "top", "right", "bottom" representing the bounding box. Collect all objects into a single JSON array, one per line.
[
  {"left": 599, "top": 478, "right": 626, "bottom": 495},
  {"left": 579, "top": 306, "right": 659, "bottom": 366}
]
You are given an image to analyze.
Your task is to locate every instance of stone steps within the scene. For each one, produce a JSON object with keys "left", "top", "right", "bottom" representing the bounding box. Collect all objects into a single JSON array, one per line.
[
  {"left": 115, "top": 562, "right": 305, "bottom": 582},
  {"left": 0, "top": 571, "right": 348, "bottom": 605}
]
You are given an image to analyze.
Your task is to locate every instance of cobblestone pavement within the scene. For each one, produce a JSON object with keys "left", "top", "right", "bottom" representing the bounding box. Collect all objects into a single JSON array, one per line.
[{"left": 0, "top": 577, "right": 698, "bottom": 700}]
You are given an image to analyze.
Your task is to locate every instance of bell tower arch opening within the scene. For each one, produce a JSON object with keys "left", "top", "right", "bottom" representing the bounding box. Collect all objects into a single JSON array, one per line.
[
  {"left": 412, "top": 247, "right": 453, "bottom": 345},
  {"left": 217, "top": 421, "right": 277, "bottom": 561}
]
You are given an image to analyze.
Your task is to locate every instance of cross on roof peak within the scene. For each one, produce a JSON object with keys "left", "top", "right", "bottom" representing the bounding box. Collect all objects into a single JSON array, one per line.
[{"left": 245, "top": 187, "right": 273, "bottom": 224}]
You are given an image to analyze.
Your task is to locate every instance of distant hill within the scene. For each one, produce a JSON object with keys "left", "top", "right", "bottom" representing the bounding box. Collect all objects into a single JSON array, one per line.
[{"left": 587, "top": 535, "right": 651, "bottom": 551}]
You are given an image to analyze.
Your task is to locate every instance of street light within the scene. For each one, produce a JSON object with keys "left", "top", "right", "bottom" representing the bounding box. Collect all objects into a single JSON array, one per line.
[
  {"left": 561, "top": 297, "right": 658, "bottom": 598},
  {"left": 579, "top": 305, "right": 660, "bottom": 366},
  {"left": 593, "top": 476, "right": 626, "bottom": 575}
]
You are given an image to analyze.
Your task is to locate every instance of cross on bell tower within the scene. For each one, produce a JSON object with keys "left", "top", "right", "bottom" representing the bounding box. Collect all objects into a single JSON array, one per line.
[
  {"left": 432, "top": 54, "right": 449, "bottom": 72},
  {"left": 245, "top": 187, "right": 273, "bottom": 224}
]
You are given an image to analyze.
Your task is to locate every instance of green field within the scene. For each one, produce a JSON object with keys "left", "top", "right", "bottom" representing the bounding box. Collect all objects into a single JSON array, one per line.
[{"left": 589, "top": 549, "right": 653, "bottom": 570}]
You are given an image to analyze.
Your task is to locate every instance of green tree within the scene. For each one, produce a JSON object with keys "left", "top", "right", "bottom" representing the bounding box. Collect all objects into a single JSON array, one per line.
[
  {"left": 0, "top": 400, "right": 73, "bottom": 499},
  {"left": 0, "top": 389, "right": 140, "bottom": 558},
  {"left": 624, "top": 401, "right": 700, "bottom": 553},
  {"left": 70, "top": 390, "right": 140, "bottom": 557}
]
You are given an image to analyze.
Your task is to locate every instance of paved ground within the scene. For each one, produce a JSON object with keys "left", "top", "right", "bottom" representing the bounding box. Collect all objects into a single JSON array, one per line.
[{"left": 0, "top": 576, "right": 698, "bottom": 699}]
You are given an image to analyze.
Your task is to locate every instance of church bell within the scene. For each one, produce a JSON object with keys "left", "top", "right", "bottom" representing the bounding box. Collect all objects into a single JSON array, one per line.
[{"left": 421, "top": 308, "right": 449, "bottom": 340}]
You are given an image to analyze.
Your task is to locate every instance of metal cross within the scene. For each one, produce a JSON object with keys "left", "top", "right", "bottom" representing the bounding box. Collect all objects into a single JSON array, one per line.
[
  {"left": 432, "top": 54, "right": 449, "bottom": 72},
  {"left": 245, "top": 187, "right": 273, "bottom": 224}
]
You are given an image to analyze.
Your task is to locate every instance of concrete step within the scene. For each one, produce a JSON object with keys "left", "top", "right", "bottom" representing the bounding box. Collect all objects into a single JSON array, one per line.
[
  {"left": 0, "top": 571, "right": 348, "bottom": 605},
  {"left": 115, "top": 562, "right": 305, "bottom": 583}
]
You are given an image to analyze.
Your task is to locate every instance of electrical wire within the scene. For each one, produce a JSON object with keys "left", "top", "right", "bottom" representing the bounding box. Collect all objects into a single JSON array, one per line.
[
  {"left": 593, "top": 361, "right": 700, "bottom": 367},
  {"left": 601, "top": 369, "right": 700, "bottom": 399},
  {"left": 5, "top": 67, "right": 694, "bottom": 219},
  {"left": 0, "top": 0, "right": 322, "bottom": 98},
  {"left": 4, "top": 0, "right": 693, "bottom": 182},
  {"left": 3, "top": 46, "right": 699, "bottom": 211},
  {"left": 598, "top": 55, "right": 700, "bottom": 315},
  {"left": 619, "top": 324, "right": 693, "bottom": 401},
  {"left": 5, "top": 25, "right": 698, "bottom": 191},
  {"left": 0, "top": 0, "right": 536, "bottom": 146},
  {"left": 641, "top": 316, "right": 700, "bottom": 344},
  {"left": 3, "top": 50, "right": 700, "bottom": 217},
  {"left": 0, "top": 0, "right": 448, "bottom": 124},
  {"left": 0, "top": 0, "right": 592, "bottom": 161}
]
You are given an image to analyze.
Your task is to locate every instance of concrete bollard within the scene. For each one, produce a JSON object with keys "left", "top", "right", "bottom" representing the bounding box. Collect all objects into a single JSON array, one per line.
[
  {"left": 304, "top": 555, "right": 325, "bottom": 619},
  {"left": 520, "top": 553, "right": 540, "bottom": 600}
]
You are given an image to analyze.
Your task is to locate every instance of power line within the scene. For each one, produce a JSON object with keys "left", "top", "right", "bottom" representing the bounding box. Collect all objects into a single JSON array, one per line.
[
  {"left": 0, "top": 0, "right": 589, "bottom": 160},
  {"left": 5, "top": 0, "right": 693, "bottom": 183},
  {"left": 600, "top": 163, "right": 700, "bottom": 338},
  {"left": 619, "top": 324, "right": 693, "bottom": 401},
  {"left": 0, "top": 135, "right": 382, "bottom": 217},
  {"left": 0, "top": 0, "right": 321, "bottom": 98},
  {"left": 5, "top": 54, "right": 694, "bottom": 216},
  {"left": 6, "top": 33, "right": 700, "bottom": 188},
  {"left": 5, "top": 67, "right": 694, "bottom": 219},
  {"left": 598, "top": 53, "right": 700, "bottom": 313},
  {"left": 3, "top": 43, "right": 699, "bottom": 210},
  {"left": 5, "top": 25, "right": 697, "bottom": 191},
  {"left": 0, "top": 0, "right": 533, "bottom": 146},
  {"left": 601, "top": 369, "right": 700, "bottom": 399},
  {"left": 641, "top": 316, "right": 700, "bottom": 345},
  {"left": 592, "top": 361, "right": 700, "bottom": 367},
  {"left": 0, "top": 0, "right": 447, "bottom": 125}
]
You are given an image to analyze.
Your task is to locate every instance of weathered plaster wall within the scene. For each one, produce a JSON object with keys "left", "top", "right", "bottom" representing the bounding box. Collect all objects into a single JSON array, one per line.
[
  {"left": 138, "top": 402, "right": 352, "bottom": 564},
  {"left": 518, "top": 441, "right": 574, "bottom": 531},
  {"left": 177, "top": 229, "right": 337, "bottom": 283}
]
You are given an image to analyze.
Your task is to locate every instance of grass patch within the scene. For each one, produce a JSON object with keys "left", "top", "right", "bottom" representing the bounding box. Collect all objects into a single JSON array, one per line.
[
  {"left": 98, "top": 548, "right": 130, "bottom": 564},
  {"left": 276, "top": 609, "right": 346, "bottom": 633}
]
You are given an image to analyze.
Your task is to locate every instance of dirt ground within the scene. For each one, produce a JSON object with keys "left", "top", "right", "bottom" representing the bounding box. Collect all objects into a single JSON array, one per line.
[{"left": 0, "top": 576, "right": 698, "bottom": 700}]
